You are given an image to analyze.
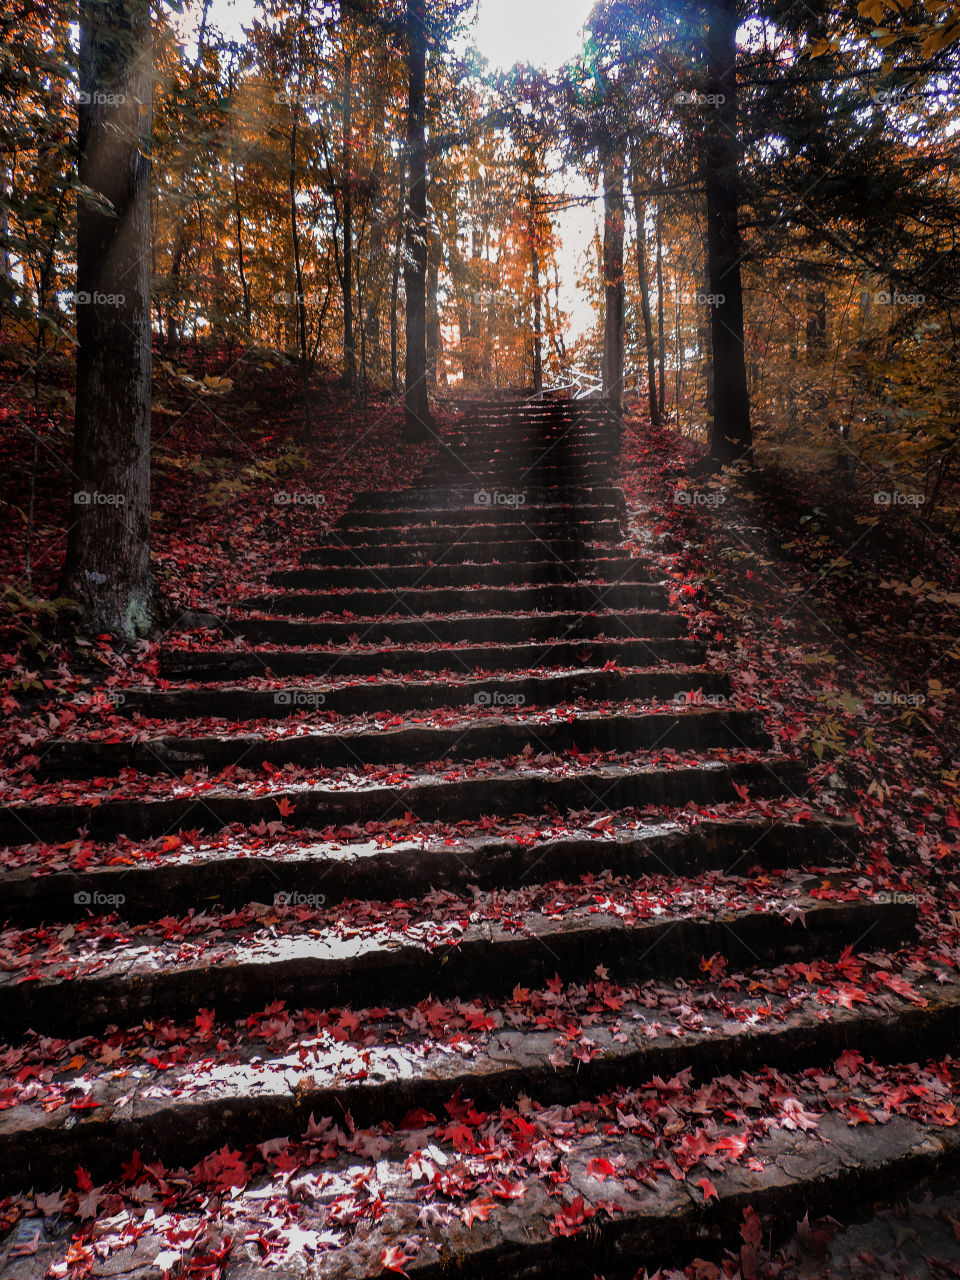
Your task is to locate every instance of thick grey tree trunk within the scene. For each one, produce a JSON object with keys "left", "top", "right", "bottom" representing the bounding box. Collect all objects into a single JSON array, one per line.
[
  {"left": 602, "top": 143, "right": 626, "bottom": 410},
  {"left": 62, "top": 0, "right": 153, "bottom": 638}
]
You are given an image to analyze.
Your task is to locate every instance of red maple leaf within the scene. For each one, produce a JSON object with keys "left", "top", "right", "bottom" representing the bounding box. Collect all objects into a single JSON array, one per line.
[
  {"left": 550, "top": 1195, "right": 595, "bottom": 1237},
  {"left": 381, "top": 1245, "right": 412, "bottom": 1276},
  {"left": 490, "top": 1177, "right": 525, "bottom": 1200},
  {"left": 461, "top": 1198, "right": 494, "bottom": 1228}
]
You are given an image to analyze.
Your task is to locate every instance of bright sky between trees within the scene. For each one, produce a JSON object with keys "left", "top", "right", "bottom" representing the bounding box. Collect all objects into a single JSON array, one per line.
[
  {"left": 471, "top": 0, "right": 596, "bottom": 70},
  {"left": 205, "top": 0, "right": 596, "bottom": 70}
]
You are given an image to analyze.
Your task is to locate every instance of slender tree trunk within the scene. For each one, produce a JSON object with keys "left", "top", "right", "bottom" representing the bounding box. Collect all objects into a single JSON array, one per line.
[
  {"left": 698, "top": 289, "right": 715, "bottom": 421},
  {"left": 0, "top": 162, "right": 11, "bottom": 337},
  {"left": 426, "top": 237, "right": 439, "bottom": 388},
  {"left": 806, "top": 285, "right": 827, "bottom": 361},
  {"left": 289, "top": 112, "right": 311, "bottom": 432},
  {"left": 342, "top": 49, "right": 355, "bottom": 388},
  {"left": 629, "top": 148, "right": 659, "bottom": 425},
  {"left": 602, "top": 141, "right": 626, "bottom": 410},
  {"left": 704, "top": 0, "right": 752, "bottom": 463},
  {"left": 365, "top": 215, "right": 383, "bottom": 378},
  {"left": 675, "top": 275, "right": 683, "bottom": 413},
  {"left": 403, "top": 0, "right": 433, "bottom": 436},
  {"left": 232, "top": 164, "right": 251, "bottom": 335},
  {"left": 357, "top": 265, "right": 367, "bottom": 403},
  {"left": 530, "top": 198, "right": 543, "bottom": 394},
  {"left": 390, "top": 162, "right": 405, "bottom": 395},
  {"left": 62, "top": 0, "right": 153, "bottom": 637},
  {"left": 469, "top": 220, "right": 482, "bottom": 355},
  {"left": 548, "top": 269, "right": 567, "bottom": 368},
  {"left": 481, "top": 217, "right": 494, "bottom": 385},
  {"left": 453, "top": 241, "right": 472, "bottom": 384},
  {"left": 656, "top": 197, "right": 666, "bottom": 418}
]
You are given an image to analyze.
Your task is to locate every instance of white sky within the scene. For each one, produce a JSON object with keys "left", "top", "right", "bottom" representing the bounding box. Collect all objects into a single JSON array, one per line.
[
  {"left": 204, "top": 0, "right": 596, "bottom": 72},
  {"left": 199, "top": 0, "right": 600, "bottom": 346},
  {"left": 472, "top": 0, "right": 595, "bottom": 72}
]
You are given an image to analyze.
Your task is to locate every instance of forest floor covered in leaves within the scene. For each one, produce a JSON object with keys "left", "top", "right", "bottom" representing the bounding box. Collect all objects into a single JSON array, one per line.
[{"left": 0, "top": 376, "right": 959, "bottom": 1279}]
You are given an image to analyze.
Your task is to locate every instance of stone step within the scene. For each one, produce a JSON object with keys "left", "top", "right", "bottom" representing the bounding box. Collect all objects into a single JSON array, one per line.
[
  {"left": 302, "top": 537, "right": 626, "bottom": 567},
  {"left": 0, "top": 883, "right": 912, "bottom": 1038},
  {"left": 269, "top": 558, "right": 655, "bottom": 592},
  {"left": 98, "top": 666, "right": 731, "bottom": 722},
  {"left": 423, "top": 460, "right": 616, "bottom": 478},
  {"left": 0, "top": 755, "right": 811, "bottom": 846},
  {"left": 158, "top": 637, "right": 708, "bottom": 681},
  {"left": 328, "top": 518, "right": 624, "bottom": 545},
  {"left": 427, "top": 439, "right": 615, "bottom": 457},
  {"left": 8, "top": 1079, "right": 957, "bottom": 1279},
  {"left": 5, "top": 967, "right": 948, "bottom": 1197},
  {"left": 332, "top": 504, "right": 623, "bottom": 531},
  {"left": 40, "top": 706, "right": 770, "bottom": 777},
  {"left": 449, "top": 426, "right": 618, "bottom": 437},
  {"left": 417, "top": 460, "right": 616, "bottom": 481},
  {"left": 228, "top": 609, "right": 689, "bottom": 646},
  {"left": 431, "top": 448, "right": 616, "bottom": 465},
  {"left": 445, "top": 423, "right": 618, "bottom": 440},
  {"left": 348, "top": 485, "right": 625, "bottom": 512},
  {"left": 0, "top": 817, "right": 856, "bottom": 924},
  {"left": 239, "top": 582, "right": 670, "bottom": 619},
  {"left": 435, "top": 439, "right": 617, "bottom": 456}
]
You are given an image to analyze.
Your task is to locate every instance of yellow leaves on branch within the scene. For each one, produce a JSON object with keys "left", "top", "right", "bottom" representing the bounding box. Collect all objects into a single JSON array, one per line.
[
  {"left": 803, "top": 0, "right": 960, "bottom": 56},
  {"left": 858, "top": 0, "right": 889, "bottom": 25},
  {"left": 920, "top": 18, "right": 960, "bottom": 55},
  {"left": 849, "top": 0, "right": 960, "bottom": 55}
]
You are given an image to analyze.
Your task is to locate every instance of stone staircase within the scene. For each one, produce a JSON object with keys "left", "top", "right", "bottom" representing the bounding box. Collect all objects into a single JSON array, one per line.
[{"left": 1, "top": 399, "right": 957, "bottom": 1279}]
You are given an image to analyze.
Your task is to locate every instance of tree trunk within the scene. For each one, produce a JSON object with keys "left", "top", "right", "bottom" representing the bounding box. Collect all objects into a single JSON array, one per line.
[
  {"left": 655, "top": 195, "right": 666, "bottom": 418},
  {"left": 602, "top": 142, "right": 626, "bottom": 410},
  {"left": 232, "top": 163, "right": 251, "bottom": 334},
  {"left": 806, "top": 285, "right": 827, "bottom": 361},
  {"left": 698, "top": 290, "right": 715, "bottom": 421},
  {"left": 481, "top": 218, "right": 494, "bottom": 385},
  {"left": 62, "top": 0, "right": 153, "bottom": 637},
  {"left": 342, "top": 49, "right": 356, "bottom": 389},
  {"left": 629, "top": 149, "right": 659, "bottom": 425},
  {"left": 426, "top": 237, "right": 439, "bottom": 388},
  {"left": 0, "top": 162, "right": 11, "bottom": 336},
  {"left": 289, "top": 111, "right": 311, "bottom": 432},
  {"left": 403, "top": 0, "right": 433, "bottom": 437},
  {"left": 675, "top": 274, "right": 683, "bottom": 413},
  {"left": 704, "top": 0, "right": 752, "bottom": 463},
  {"left": 365, "top": 215, "right": 384, "bottom": 379},
  {"left": 530, "top": 198, "right": 543, "bottom": 395},
  {"left": 390, "top": 162, "right": 405, "bottom": 395},
  {"left": 452, "top": 241, "right": 472, "bottom": 384}
]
